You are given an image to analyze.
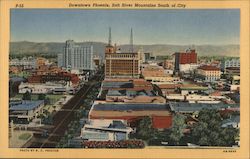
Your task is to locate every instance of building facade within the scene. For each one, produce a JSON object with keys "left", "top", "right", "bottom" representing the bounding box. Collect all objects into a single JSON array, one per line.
[
  {"left": 105, "top": 53, "right": 140, "bottom": 78},
  {"left": 196, "top": 65, "right": 221, "bottom": 82},
  {"left": 221, "top": 58, "right": 240, "bottom": 72},
  {"left": 104, "top": 29, "right": 140, "bottom": 79},
  {"left": 58, "top": 40, "right": 94, "bottom": 70}
]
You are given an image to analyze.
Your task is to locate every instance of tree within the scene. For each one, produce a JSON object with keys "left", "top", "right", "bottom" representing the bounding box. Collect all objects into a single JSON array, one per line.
[
  {"left": 22, "top": 91, "right": 31, "bottom": 100},
  {"left": 169, "top": 114, "right": 186, "bottom": 145},
  {"left": 38, "top": 94, "right": 46, "bottom": 100},
  {"left": 44, "top": 97, "right": 50, "bottom": 105},
  {"left": 137, "top": 116, "right": 156, "bottom": 140},
  {"left": 190, "top": 109, "right": 239, "bottom": 146}
]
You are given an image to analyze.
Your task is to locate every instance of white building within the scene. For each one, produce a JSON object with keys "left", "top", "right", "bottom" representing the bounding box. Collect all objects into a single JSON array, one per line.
[
  {"left": 179, "top": 63, "right": 199, "bottom": 73},
  {"left": 10, "top": 57, "right": 36, "bottom": 69},
  {"left": 58, "top": 40, "right": 94, "bottom": 70},
  {"left": 166, "top": 94, "right": 224, "bottom": 103},
  {"left": 18, "top": 82, "right": 73, "bottom": 94},
  {"left": 80, "top": 119, "right": 133, "bottom": 141},
  {"left": 222, "top": 58, "right": 240, "bottom": 71}
]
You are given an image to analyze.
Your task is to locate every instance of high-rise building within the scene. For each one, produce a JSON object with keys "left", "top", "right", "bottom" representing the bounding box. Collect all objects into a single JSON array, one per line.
[
  {"left": 58, "top": 40, "right": 94, "bottom": 70},
  {"left": 105, "top": 28, "right": 140, "bottom": 79},
  {"left": 174, "top": 49, "right": 198, "bottom": 73}
]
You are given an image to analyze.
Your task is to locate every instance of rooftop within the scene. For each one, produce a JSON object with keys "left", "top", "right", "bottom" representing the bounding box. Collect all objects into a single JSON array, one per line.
[
  {"left": 9, "top": 100, "right": 44, "bottom": 111},
  {"left": 180, "top": 84, "right": 208, "bottom": 90},
  {"left": 198, "top": 65, "right": 220, "bottom": 71},
  {"left": 92, "top": 103, "right": 170, "bottom": 111},
  {"left": 226, "top": 67, "right": 240, "bottom": 70},
  {"left": 158, "top": 84, "right": 181, "bottom": 89}
]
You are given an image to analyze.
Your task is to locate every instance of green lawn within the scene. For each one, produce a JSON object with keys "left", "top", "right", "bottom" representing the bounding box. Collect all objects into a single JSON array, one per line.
[
  {"left": 46, "top": 94, "right": 63, "bottom": 104},
  {"left": 18, "top": 133, "right": 31, "bottom": 140}
]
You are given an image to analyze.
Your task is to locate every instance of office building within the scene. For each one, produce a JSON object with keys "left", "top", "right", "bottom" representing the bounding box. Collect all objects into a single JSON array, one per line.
[
  {"left": 58, "top": 40, "right": 94, "bottom": 70},
  {"left": 105, "top": 28, "right": 140, "bottom": 78}
]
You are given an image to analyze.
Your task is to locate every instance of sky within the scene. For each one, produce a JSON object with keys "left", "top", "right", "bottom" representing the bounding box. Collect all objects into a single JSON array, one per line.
[{"left": 10, "top": 9, "right": 240, "bottom": 45}]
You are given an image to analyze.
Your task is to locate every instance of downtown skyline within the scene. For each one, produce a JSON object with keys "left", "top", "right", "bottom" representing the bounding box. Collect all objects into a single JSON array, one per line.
[{"left": 11, "top": 9, "right": 240, "bottom": 45}]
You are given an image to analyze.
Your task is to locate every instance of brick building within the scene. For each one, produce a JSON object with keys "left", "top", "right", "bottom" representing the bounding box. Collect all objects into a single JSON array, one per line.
[
  {"left": 174, "top": 49, "right": 198, "bottom": 73},
  {"left": 89, "top": 102, "right": 173, "bottom": 129}
]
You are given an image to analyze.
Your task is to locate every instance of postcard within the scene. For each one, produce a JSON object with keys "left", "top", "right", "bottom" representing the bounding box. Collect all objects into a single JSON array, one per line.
[{"left": 0, "top": 0, "right": 249, "bottom": 158}]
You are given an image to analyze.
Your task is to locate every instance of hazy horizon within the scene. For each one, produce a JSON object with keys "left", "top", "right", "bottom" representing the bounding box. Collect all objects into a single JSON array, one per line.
[
  {"left": 11, "top": 9, "right": 240, "bottom": 45},
  {"left": 10, "top": 40, "right": 240, "bottom": 46}
]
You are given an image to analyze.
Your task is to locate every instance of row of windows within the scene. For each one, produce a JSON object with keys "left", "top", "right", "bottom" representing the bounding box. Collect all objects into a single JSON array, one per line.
[{"left": 106, "top": 54, "right": 138, "bottom": 58}]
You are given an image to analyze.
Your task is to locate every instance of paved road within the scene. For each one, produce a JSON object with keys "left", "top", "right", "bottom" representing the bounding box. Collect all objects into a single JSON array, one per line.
[{"left": 23, "top": 69, "right": 104, "bottom": 148}]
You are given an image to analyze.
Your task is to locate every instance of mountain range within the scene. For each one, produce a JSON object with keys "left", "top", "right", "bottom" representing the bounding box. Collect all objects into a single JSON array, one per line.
[{"left": 10, "top": 41, "right": 239, "bottom": 58}]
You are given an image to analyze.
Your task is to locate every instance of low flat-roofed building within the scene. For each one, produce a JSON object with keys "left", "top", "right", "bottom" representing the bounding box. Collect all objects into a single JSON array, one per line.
[
  {"left": 9, "top": 100, "right": 44, "bottom": 124},
  {"left": 89, "top": 102, "right": 172, "bottom": 129},
  {"left": 18, "top": 82, "right": 70, "bottom": 94},
  {"left": 142, "top": 65, "right": 181, "bottom": 84},
  {"left": 80, "top": 119, "right": 133, "bottom": 141},
  {"left": 179, "top": 84, "right": 209, "bottom": 95}
]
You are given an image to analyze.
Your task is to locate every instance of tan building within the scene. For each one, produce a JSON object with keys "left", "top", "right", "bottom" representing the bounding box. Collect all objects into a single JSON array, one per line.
[
  {"left": 163, "top": 59, "right": 174, "bottom": 69},
  {"left": 105, "top": 28, "right": 140, "bottom": 79},
  {"left": 105, "top": 52, "right": 140, "bottom": 78},
  {"left": 196, "top": 65, "right": 221, "bottom": 82},
  {"left": 36, "top": 57, "right": 47, "bottom": 68},
  {"left": 142, "top": 65, "right": 181, "bottom": 84}
]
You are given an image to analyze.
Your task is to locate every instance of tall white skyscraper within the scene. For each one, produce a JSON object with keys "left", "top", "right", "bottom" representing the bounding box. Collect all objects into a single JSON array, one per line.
[{"left": 58, "top": 40, "right": 94, "bottom": 70}]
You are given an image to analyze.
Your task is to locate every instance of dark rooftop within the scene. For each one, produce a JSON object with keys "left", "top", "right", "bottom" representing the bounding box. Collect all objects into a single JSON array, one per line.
[
  {"left": 93, "top": 103, "right": 170, "bottom": 111},
  {"left": 102, "top": 81, "right": 133, "bottom": 89},
  {"left": 9, "top": 100, "right": 44, "bottom": 111}
]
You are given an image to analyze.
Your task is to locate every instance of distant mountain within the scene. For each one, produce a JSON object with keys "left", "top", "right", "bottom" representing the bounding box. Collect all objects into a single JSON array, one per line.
[{"left": 10, "top": 41, "right": 239, "bottom": 58}]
